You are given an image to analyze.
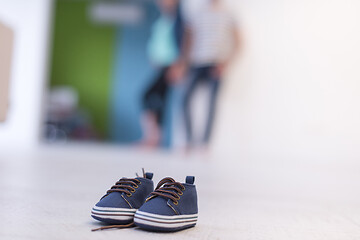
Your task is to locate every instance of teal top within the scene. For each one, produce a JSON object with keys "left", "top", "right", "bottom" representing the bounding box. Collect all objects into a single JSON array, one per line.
[{"left": 148, "top": 15, "right": 178, "bottom": 66}]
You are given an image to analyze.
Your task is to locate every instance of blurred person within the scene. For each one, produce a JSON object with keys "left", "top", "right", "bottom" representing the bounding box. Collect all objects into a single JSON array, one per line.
[
  {"left": 141, "top": 0, "right": 184, "bottom": 147},
  {"left": 176, "top": 0, "right": 241, "bottom": 151}
]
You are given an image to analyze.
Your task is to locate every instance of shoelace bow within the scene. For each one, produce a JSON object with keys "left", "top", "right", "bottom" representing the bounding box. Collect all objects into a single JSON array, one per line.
[
  {"left": 92, "top": 178, "right": 140, "bottom": 232},
  {"left": 146, "top": 177, "right": 185, "bottom": 205}
]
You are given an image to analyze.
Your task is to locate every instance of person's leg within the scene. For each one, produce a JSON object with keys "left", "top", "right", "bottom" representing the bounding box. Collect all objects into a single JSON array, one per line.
[
  {"left": 142, "top": 68, "right": 169, "bottom": 147},
  {"left": 142, "top": 111, "right": 161, "bottom": 147},
  {"left": 203, "top": 67, "right": 221, "bottom": 145},
  {"left": 183, "top": 68, "right": 202, "bottom": 147}
]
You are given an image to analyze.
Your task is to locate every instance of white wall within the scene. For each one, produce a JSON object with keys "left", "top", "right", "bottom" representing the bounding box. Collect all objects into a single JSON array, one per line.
[
  {"left": 0, "top": 0, "right": 52, "bottom": 152},
  {"left": 215, "top": 0, "right": 360, "bottom": 159}
]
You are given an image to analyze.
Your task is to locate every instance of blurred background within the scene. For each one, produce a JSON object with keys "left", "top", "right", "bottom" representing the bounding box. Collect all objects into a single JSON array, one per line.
[
  {"left": 1, "top": 0, "right": 360, "bottom": 159},
  {"left": 2, "top": 1, "right": 360, "bottom": 239}
]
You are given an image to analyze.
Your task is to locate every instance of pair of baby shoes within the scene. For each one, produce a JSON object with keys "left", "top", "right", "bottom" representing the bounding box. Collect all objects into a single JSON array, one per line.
[{"left": 91, "top": 170, "right": 198, "bottom": 232}]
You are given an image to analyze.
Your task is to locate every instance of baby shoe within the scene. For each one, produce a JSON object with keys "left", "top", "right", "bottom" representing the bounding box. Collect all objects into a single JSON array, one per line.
[
  {"left": 91, "top": 170, "right": 154, "bottom": 229},
  {"left": 134, "top": 176, "right": 198, "bottom": 232}
]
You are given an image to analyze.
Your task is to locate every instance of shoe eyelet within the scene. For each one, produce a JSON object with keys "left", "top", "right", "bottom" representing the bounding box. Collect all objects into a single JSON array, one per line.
[
  {"left": 127, "top": 193, "right": 132, "bottom": 197},
  {"left": 182, "top": 186, "right": 186, "bottom": 191},
  {"left": 179, "top": 192, "right": 183, "bottom": 196},
  {"left": 173, "top": 201, "right": 178, "bottom": 205},
  {"left": 131, "top": 189, "right": 135, "bottom": 193},
  {"left": 134, "top": 185, "right": 139, "bottom": 189}
]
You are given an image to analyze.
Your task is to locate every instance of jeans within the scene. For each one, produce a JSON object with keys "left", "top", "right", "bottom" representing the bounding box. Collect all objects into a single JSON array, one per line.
[{"left": 183, "top": 65, "right": 221, "bottom": 145}]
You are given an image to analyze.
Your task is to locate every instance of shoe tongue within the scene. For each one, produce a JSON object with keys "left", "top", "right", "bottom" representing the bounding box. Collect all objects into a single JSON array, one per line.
[
  {"left": 186, "top": 176, "right": 195, "bottom": 184},
  {"left": 136, "top": 172, "right": 153, "bottom": 181},
  {"left": 145, "top": 172, "right": 153, "bottom": 180},
  {"left": 138, "top": 168, "right": 153, "bottom": 180}
]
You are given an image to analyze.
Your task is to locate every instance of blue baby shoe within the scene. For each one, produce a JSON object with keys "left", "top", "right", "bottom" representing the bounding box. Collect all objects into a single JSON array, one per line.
[
  {"left": 134, "top": 176, "right": 198, "bottom": 232},
  {"left": 91, "top": 170, "right": 154, "bottom": 228}
]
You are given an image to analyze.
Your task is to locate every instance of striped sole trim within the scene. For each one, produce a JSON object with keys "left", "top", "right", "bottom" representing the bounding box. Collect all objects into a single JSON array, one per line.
[
  {"left": 134, "top": 211, "right": 198, "bottom": 229},
  {"left": 91, "top": 206, "right": 136, "bottom": 221}
]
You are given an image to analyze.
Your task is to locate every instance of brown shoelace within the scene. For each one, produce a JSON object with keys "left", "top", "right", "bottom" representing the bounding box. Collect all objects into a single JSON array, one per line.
[
  {"left": 105, "top": 178, "right": 141, "bottom": 197},
  {"left": 92, "top": 222, "right": 135, "bottom": 232},
  {"left": 146, "top": 177, "right": 185, "bottom": 205}
]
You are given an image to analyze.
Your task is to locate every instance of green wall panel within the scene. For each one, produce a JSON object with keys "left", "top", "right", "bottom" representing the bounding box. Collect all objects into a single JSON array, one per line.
[{"left": 50, "top": 0, "right": 116, "bottom": 138}]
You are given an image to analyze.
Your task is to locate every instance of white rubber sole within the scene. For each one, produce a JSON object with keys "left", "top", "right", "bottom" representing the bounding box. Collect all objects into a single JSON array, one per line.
[
  {"left": 91, "top": 206, "right": 136, "bottom": 221},
  {"left": 134, "top": 211, "right": 198, "bottom": 230}
]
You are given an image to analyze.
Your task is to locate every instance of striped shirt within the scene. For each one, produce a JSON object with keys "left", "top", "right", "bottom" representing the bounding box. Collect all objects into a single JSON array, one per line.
[{"left": 187, "top": 7, "right": 236, "bottom": 66}]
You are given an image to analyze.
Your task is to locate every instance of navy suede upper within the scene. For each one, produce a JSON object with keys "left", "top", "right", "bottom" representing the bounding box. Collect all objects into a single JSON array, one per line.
[
  {"left": 96, "top": 176, "right": 154, "bottom": 209},
  {"left": 138, "top": 177, "right": 198, "bottom": 216},
  {"left": 96, "top": 191, "right": 130, "bottom": 208}
]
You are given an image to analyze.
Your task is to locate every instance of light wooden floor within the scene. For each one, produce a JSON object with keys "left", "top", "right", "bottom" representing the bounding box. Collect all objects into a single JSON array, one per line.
[{"left": 1, "top": 145, "right": 360, "bottom": 240}]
